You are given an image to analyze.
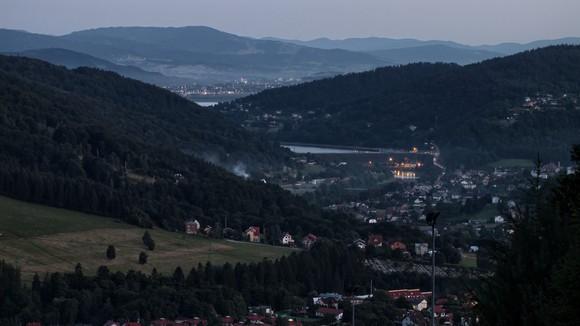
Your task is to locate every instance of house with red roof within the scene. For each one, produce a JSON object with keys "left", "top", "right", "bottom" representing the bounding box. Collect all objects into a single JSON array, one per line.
[
  {"left": 244, "top": 226, "right": 261, "bottom": 242},
  {"left": 301, "top": 233, "right": 318, "bottom": 249},
  {"left": 221, "top": 316, "right": 234, "bottom": 326},
  {"left": 387, "top": 289, "right": 431, "bottom": 301},
  {"left": 389, "top": 241, "right": 407, "bottom": 251},
  {"left": 185, "top": 220, "right": 201, "bottom": 235},
  {"left": 367, "top": 234, "right": 384, "bottom": 247}
]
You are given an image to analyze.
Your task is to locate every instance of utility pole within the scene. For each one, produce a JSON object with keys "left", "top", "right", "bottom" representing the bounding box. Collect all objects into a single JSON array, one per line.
[
  {"left": 352, "top": 300, "right": 355, "bottom": 326},
  {"left": 426, "top": 211, "right": 440, "bottom": 326}
]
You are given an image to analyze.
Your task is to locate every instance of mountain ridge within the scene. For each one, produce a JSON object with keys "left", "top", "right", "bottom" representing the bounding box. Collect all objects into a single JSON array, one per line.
[
  {"left": 0, "top": 54, "right": 357, "bottom": 237},
  {"left": 219, "top": 45, "right": 580, "bottom": 166},
  {"left": 0, "top": 27, "right": 384, "bottom": 83}
]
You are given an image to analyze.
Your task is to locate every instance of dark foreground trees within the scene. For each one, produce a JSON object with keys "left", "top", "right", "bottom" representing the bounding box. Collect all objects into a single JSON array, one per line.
[
  {"left": 0, "top": 241, "right": 372, "bottom": 325},
  {"left": 476, "top": 145, "right": 580, "bottom": 325}
]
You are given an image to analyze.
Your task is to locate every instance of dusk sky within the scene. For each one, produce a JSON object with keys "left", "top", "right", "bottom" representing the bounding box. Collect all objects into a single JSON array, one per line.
[{"left": 2, "top": 0, "right": 579, "bottom": 45}]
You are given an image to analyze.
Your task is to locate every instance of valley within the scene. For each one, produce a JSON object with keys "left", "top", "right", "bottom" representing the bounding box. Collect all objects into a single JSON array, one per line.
[{"left": 0, "top": 13, "right": 579, "bottom": 324}]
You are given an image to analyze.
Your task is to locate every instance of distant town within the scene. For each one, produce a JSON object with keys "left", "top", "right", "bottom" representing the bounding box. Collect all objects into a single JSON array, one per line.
[{"left": 166, "top": 78, "right": 306, "bottom": 104}]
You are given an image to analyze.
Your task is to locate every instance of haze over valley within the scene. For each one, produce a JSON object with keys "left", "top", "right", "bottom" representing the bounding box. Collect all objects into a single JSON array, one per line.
[{"left": 3, "top": 26, "right": 580, "bottom": 102}]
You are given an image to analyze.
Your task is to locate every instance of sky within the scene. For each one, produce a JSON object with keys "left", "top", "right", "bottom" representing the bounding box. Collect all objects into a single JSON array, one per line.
[{"left": 1, "top": 0, "right": 579, "bottom": 45}]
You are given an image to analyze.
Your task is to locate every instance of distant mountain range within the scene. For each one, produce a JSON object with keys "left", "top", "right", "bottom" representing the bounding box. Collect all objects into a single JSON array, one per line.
[
  {"left": 366, "top": 45, "right": 500, "bottom": 65},
  {"left": 267, "top": 35, "right": 580, "bottom": 54},
  {"left": 266, "top": 36, "right": 580, "bottom": 65},
  {"left": 2, "top": 26, "right": 579, "bottom": 86},
  {"left": 0, "top": 27, "right": 382, "bottom": 84},
  {"left": 219, "top": 46, "right": 580, "bottom": 167}
]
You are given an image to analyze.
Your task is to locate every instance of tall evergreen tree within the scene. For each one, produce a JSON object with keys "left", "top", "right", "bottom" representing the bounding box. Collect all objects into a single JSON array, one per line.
[
  {"left": 138, "top": 252, "right": 148, "bottom": 265},
  {"left": 142, "top": 231, "right": 156, "bottom": 251},
  {"left": 106, "top": 245, "right": 116, "bottom": 260}
]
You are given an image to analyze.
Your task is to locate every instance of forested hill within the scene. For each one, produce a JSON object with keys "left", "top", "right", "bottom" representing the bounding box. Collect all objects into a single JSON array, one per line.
[
  {"left": 0, "top": 55, "right": 350, "bottom": 236},
  {"left": 220, "top": 46, "right": 580, "bottom": 166}
]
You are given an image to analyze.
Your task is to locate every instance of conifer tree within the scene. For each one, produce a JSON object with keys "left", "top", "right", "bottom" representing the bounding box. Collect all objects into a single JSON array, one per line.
[
  {"left": 138, "top": 252, "right": 148, "bottom": 265},
  {"left": 142, "top": 231, "right": 155, "bottom": 251},
  {"left": 106, "top": 245, "right": 116, "bottom": 260}
]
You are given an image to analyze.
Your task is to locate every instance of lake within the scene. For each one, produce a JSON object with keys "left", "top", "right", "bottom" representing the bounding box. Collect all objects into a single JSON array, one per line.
[
  {"left": 195, "top": 101, "right": 219, "bottom": 107},
  {"left": 282, "top": 145, "right": 367, "bottom": 154}
]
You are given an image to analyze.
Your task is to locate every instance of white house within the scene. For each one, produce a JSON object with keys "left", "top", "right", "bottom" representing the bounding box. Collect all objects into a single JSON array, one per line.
[
  {"left": 280, "top": 232, "right": 295, "bottom": 246},
  {"left": 414, "top": 299, "right": 429, "bottom": 311},
  {"left": 414, "top": 243, "right": 429, "bottom": 256},
  {"left": 352, "top": 239, "right": 367, "bottom": 250}
]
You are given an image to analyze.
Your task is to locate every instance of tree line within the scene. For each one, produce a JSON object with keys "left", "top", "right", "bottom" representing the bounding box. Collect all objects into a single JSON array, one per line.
[{"left": 0, "top": 241, "right": 372, "bottom": 325}]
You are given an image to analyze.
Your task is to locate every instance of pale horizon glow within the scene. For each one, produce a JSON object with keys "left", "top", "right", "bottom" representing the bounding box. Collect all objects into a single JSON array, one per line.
[{"left": 1, "top": 0, "right": 579, "bottom": 45}]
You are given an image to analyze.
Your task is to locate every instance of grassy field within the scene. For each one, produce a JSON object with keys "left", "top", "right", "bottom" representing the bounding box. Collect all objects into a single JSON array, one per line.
[
  {"left": 460, "top": 252, "right": 478, "bottom": 268},
  {"left": 488, "top": 159, "right": 535, "bottom": 169},
  {"left": 0, "top": 196, "right": 296, "bottom": 279},
  {"left": 464, "top": 205, "right": 498, "bottom": 222},
  {"left": 442, "top": 204, "right": 499, "bottom": 223}
]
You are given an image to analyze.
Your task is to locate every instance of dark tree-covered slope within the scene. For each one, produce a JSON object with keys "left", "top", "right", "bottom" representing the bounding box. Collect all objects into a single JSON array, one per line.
[
  {"left": 221, "top": 46, "right": 580, "bottom": 165},
  {"left": 0, "top": 55, "right": 352, "bottom": 236}
]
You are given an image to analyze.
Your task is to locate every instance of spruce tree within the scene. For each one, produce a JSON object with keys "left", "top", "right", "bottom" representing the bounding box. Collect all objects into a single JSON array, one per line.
[
  {"left": 142, "top": 231, "right": 155, "bottom": 251},
  {"left": 138, "top": 252, "right": 148, "bottom": 265},
  {"left": 106, "top": 245, "right": 116, "bottom": 260}
]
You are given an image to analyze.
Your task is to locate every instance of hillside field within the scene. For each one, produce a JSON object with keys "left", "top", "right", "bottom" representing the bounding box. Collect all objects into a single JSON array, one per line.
[{"left": 0, "top": 196, "right": 296, "bottom": 280}]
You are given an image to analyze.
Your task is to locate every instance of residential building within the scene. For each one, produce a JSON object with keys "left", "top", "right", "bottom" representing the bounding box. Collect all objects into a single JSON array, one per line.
[
  {"left": 315, "top": 307, "right": 344, "bottom": 321},
  {"left": 351, "top": 239, "right": 367, "bottom": 250},
  {"left": 185, "top": 220, "right": 201, "bottom": 235},
  {"left": 414, "top": 299, "right": 429, "bottom": 311},
  {"left": 281, "top": 232, "right": 295, "bottom": 246},
  {"left": 390, "top": 241, "right": 407, "bottom": 251},
  {"left": 414, "top": 243, "right": 429, "bottom": 256},
  {"left": 302, "top": 234, "right": 318, "bottom": 249},
  {"left": 245, "top": 226, "right": 261, "bottom": 242},
  {"left": 387, "top": 289, "right": 432, "bottom": 301},
  {"left": 221, "top": 316, "right": 234, "bottom": 326},
  {"left": 367, "top": 234, "right": 384, "bottom": 247},
  {"left": 401, "top": 311, "right": 428, "bottom": 326}
]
